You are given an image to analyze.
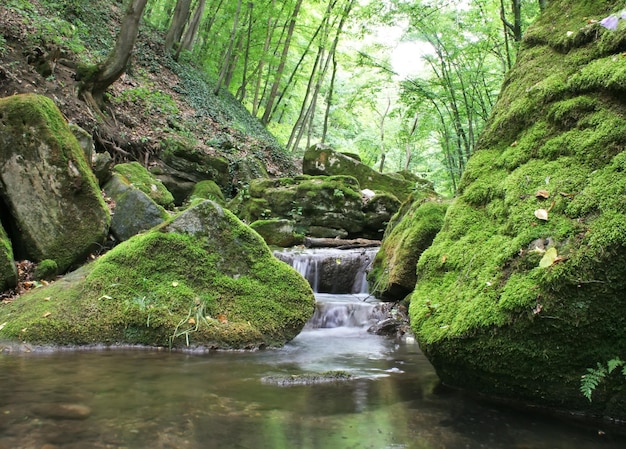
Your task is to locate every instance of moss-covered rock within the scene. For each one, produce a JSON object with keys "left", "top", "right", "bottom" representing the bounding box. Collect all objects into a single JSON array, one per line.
[
  {"left": 104, "top": 173, "right": 170, "bottom": 242},
  {"left": 368, "top": 193, "right": 448, "bottom": 301},
  {"left": 361, "top": 193, "right": 402, "bottom": 240},
  {"left": 0, "top": 200, "right": 315, "bottom": 350},
  {"left": 250, "top": 219, "right": 304, "bottom": 247},
  {"left": 114, "top": 162, "right": 175, "bottom": 209},
  {"left": 0, "top": 94, "right": 110, "bottom": 272},
  {"left": 302, "top": 144, "right": 427, "bottom": 202},
  {"left": 409, "top": 0, "right": 626, "bottom": 420},
  {"left": 154, "top": 137, "right": 231, "bottom": 205},
  {"left": 0, "top": 223, "right": 17, "bottom": 291},
  {"left": 186, "top": 180, "right": 226, "bottom": 206},
  {"left": 33, "top": 259, "right": 59, "bottom": 281},
  {"left": 233, "top": 175, "right": 366, "bottom": 239}
]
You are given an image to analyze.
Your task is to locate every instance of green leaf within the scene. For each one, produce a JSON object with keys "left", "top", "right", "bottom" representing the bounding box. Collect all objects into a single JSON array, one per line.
[
  {"left": 607, "top": 357, "right": 624, "bottom": 374},
  {"left": 539, "top": 247, "right": 558, "bottom": 268}
]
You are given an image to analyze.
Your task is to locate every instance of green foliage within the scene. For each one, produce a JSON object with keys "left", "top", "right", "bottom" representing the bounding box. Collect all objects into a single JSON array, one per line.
[
  {"left": 114, "top": 86, "right": 180, "bottom": 117},
  {"left": 580, "top": 358, "right": 626, "bottom": 401}
]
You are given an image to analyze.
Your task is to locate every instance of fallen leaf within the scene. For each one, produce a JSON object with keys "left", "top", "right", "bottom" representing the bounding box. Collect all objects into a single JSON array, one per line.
[
  {"left": 534, "top": 209, "right": 549, "bottom": 221},
  {"left": 188, "top": 317, "right": 196, "bottom": 325},
  {"left": 442, "top": 254, "right": 447, "bottom": 264},
  {"left": 172, "top": 281, "right": 179, "bottom": 287},
  {"left": 42, "top": 312, "right": 52, "bottom": 318},
  {"left": 43, "top": 297, "right": 51, "bottom": 301},
  {"left": 217, "top": 314, "right": 228, "bottom": 323},
  {"left": 539, "top": 247, "right": 558, "bottom": 268},
  {"left": 535, "top": 189, "right": 550, "bottom": 199},
  {"left": 0, "top": 322, "right": 6, "bottom": 331}
]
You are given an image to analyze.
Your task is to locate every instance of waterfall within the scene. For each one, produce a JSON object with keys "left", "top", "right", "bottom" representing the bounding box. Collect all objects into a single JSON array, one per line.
[
  {"left": 274, "top": 247, "right": 378, "bottom": 294},
  {"left": 306, "top": 294, "right": 386, "bottom": 329}
]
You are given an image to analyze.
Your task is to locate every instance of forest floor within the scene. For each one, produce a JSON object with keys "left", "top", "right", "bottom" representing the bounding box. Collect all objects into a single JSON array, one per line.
[{"left": 0, "top": 1, "right": 294, "bottom": 175}]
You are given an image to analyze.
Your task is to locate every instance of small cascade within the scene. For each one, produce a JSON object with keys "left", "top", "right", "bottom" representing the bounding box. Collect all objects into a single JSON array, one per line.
[
  {"left": 274, "top": 247, "right": 378, "bottom": 294},
  {"left": 307, "top": 294, "right": 386, "bottom": 329}
]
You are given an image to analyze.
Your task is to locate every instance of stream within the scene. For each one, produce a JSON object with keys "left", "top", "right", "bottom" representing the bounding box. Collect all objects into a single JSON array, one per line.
[{"left": 0, "top": 248, "right": 625, "bottom": 448}]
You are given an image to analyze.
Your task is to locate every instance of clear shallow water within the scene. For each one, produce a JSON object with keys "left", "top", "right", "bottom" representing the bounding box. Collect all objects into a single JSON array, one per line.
[{"left": 0, "top": 294, "right": 625, "bottom": 449}]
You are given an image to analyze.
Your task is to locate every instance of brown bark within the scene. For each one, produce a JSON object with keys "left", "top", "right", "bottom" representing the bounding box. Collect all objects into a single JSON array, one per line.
[
  {"left": 260, "top": 0, "right": 303, "bottom": 125},
  {"left": 165, "top": 0, "right": 192, "bottom": 52},
  {"left": 80, "top": 0, "right": 149, "bottom": 107},
  {"left": 304, "top": 237, "right": 381, "bottom": 249},
  {"left": 175, "top": 0, "right": 207, "bottom": 59}
]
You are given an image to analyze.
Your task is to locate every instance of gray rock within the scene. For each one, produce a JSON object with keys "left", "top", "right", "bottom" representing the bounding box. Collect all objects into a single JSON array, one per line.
[
  {"left": 0, "top": 94, "right": 110, "bottom": 272},
  {"left": 104, "top": 173, "right": 169, "bottom": 242}
]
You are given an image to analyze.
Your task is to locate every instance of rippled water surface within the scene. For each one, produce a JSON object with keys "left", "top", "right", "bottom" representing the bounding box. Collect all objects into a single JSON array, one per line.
[{"left": 1, "top": 294, "right": 625, "bottom": 449}]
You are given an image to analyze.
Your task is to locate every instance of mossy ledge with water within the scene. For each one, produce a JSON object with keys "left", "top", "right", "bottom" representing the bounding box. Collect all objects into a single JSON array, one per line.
[
  {"left": 0, "top": 200, "right": 315, "bottom": 350},
  {"left": 408, "top": 0, "right": 626, "bottom": 420}
]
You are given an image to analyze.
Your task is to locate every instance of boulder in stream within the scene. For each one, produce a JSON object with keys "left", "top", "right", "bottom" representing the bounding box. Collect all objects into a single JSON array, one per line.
[
  {"left": 409, "top": 1, "right": 626, "bottom": 420},
  {"left": 0, "top": 200, "right": 315, "bottom": 350}
]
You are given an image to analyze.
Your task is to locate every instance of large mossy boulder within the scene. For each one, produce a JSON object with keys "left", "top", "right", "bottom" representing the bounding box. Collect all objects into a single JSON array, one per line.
[
  {"left": 0, "top": 201, "right": 315, "bottom": 349},
  {"left": 409, "top": 1, "right": 626, "bottom": 419},
  {"left": 303, "top": 144, "right": 428, "bottom": 202},
  {"left": 368, "top": 193, "right": 447, "bottom": 301},
  {"left": 0, "top": 94, "right": 110, "bottom": 273}
]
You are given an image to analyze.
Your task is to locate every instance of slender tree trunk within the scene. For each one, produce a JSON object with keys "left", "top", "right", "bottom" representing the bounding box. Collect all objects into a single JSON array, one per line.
[
  {"left": 80, "top": 0, "right": 149, "bottom": 107},
  {"left": 236, "top": 2, "right": 254, "bottom": 101},
  {"left": 261, "top": 0, "right": 303, "bottom": 125},
  {"left": 377, "top": 97, "right": 391, "bottom": 173},
  {"left": 175, "top": 0, "right": 207, "bottom": 59},
  {"left": 269, "top": 16, "right": 325, "bottom": 122},
  {"left": 165, "top": 0, "right": 192, "bottom": 52},
  {"left": 404, "top": 114, "right": 419, "bottom": 171},
  {"left": 252, "top": 1, "right": 276, "bottom": 115},
  {"left": 214, "top": 0, "right": 242, "bottom": 95},
  {"left": 322, "top": 53, "right": 337, "bottom": 143},
  {"left": 500, "top": 0, "right": 512, "bottom": 70},
  {"left": 197, "top": 0, "right": 224, "bottom": 53}
]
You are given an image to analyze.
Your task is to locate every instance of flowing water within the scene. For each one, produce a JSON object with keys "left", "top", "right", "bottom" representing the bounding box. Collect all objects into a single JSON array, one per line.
[{"left": 1, "top": 249, "right": 625, "bottom": 448}]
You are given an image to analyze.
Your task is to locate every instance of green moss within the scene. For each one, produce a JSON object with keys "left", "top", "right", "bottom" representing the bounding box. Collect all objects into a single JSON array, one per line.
[
  {"left": 187, "top": 180, "right": 225, "bottom": 205},
  {"left": 0, "top": 223, "right": 17, "bottom": 291},
  {"left": 0, "top": 202, "right": 314, "bottom": 349},
  {"left": 408, "top": 0, "right": 626, "bottom": 417},
  {"left": 114, "top": 162, "right": 175, "bottom": 209},
  {"left": 33, "top": 259, "right": 58, "bottom": 281}
]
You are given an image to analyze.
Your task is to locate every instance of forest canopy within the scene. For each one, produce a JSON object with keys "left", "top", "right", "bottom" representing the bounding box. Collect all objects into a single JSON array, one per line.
[{"left": 13, "top": 0, "right": 544, "bottom": 195}]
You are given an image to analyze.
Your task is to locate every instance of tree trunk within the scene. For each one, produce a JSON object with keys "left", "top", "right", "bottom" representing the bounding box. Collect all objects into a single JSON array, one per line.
[
  {"left": 165, "top": 0, "right": 192, "bottom": 53},
  {"left": 213, "top": 0, "right": 243, "bottom": 95},
  {"left": 236, "top": 2, "right": 254, "bottom": 101},
  {"left": 304, "top": 237, "right": 381, "bottom": 249},
  {"left": 80, "top": 0, "right": 149, "bottom": 107},
  {"left": 252, "top": 0, "right": 276, "bottom": 115},
  {"left": 322, "top": 53, "right": 337, "bottom": 143},
  {"left": 175, "top": 0, "right": 207, "bottom": 59},
  {"left": 261, "top": 0, "right": 303, "bottom": 125}
]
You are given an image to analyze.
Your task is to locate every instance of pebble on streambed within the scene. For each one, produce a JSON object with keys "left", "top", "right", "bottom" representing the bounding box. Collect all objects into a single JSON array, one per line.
[{"left": 32, "top": 403, "right": 92, "bottom": 420}]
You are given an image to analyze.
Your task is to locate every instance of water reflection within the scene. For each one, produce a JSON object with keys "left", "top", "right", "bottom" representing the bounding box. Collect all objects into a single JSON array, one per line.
[{"left": 0, "top": 296, "right": 625, "bottom": 449}]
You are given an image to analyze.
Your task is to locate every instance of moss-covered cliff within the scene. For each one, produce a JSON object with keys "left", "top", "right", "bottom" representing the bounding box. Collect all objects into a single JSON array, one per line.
[{"left": 409, "top": 0, "right": 626, "bottom": 419}]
